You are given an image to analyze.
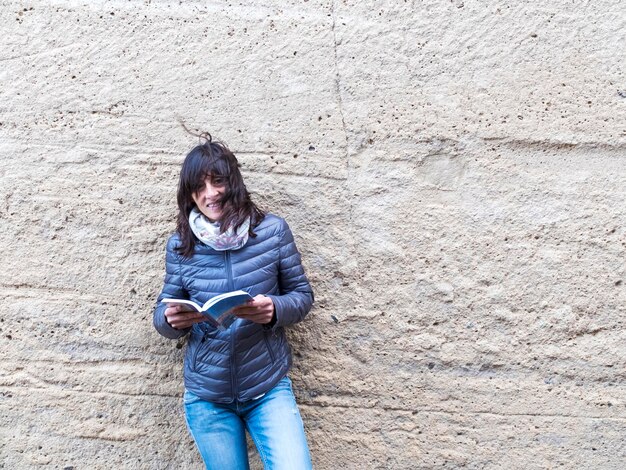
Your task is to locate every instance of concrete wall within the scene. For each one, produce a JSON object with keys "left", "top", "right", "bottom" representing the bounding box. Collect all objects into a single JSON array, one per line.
[{"left": 1, "top": 0, "right": 625, "bottom": 468}]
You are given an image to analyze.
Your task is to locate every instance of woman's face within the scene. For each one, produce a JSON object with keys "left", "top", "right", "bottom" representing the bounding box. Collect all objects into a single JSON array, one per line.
[{"left": 192, "top": 175, "right": 226, "bottom": 222}]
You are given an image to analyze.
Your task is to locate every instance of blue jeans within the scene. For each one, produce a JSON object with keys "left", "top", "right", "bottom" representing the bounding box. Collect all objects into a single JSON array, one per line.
[{"left": 184, "top": 376, "right": 313, "bottom": 470}]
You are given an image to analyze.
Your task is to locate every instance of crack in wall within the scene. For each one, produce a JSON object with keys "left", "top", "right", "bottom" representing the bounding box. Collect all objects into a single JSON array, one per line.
[
  {"left": 330, "top": 0, "right": 351, "bottom": 209},
  {"left": 298, "top": 401, "right": 626, "bottom": 421}
]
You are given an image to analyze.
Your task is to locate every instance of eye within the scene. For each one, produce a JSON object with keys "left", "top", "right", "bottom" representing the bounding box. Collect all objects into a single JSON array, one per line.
[{"left": 212, "top": 176, "right": 226, "bottom": 187}]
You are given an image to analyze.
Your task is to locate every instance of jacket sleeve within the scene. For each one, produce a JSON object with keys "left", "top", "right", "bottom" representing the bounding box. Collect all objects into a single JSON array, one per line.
[
  {"left": 153, "top": 235, "right": 192, "bottom": 340},
  {"left": 266, "top": 219, "right": 314, "bottom": 329}
]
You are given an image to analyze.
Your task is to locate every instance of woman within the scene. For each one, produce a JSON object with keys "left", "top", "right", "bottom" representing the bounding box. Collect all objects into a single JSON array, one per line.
[{"left": 153, "top": 133, "right": 314, "bottom": 469}]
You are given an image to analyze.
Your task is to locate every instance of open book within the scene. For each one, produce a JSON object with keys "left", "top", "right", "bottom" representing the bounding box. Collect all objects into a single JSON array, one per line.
[{"left": 162, "top": 290, "right": 253, "bottom": 330}]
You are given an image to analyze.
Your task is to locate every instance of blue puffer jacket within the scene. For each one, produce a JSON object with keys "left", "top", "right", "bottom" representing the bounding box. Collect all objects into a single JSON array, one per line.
[{"left": 153, "top": 214, "right": 314, "bottom": 403}]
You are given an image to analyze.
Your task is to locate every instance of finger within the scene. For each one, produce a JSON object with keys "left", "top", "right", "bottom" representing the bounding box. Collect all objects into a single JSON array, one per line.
[
  {"left": 250, "top": 297, "right": 272, "bottom": 308},
  {"left": 234, "top": 310, "right": 270, "bottom": 319},
  {"left": 171, "top": 316, "right": 205, "bottom": 329},
  {"left": 166, "top": 306, "right": 195, "bottom": 316},
  {"left": 180, "top": 311, "right": 204, "bottom": 318},
  {"left": 174, "top": 320, "right": 203, "bottom": 329},
  {"left": 237, "top": 310, "right": 271, "bottom": 319},
  {"left": 166, "top": 304, "right": 186, "bottom": 312},
  {"left": 168, "top": 312, "right": 204, "bottom": 324},
  {"left": 183, "top": 313, "right": 205, "bottom": 323}
]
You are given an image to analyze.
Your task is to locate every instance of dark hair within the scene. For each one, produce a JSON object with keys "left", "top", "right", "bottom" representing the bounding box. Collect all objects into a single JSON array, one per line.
[{"left": 175, "top": 136, "right": 265, "bottom": 257}]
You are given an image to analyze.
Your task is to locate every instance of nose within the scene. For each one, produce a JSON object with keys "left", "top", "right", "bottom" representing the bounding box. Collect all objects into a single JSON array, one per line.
[{"left": 204, "top": 183, "right": 220, "bottom": 200}]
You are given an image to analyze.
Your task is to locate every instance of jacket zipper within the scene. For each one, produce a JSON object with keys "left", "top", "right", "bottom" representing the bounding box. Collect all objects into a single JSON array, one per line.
[
  {"left": 263, "top": 331, "right": 276, "bottom": 364},
  {"left": 225, "top": 250, "right": 237, "bottom": 401}
]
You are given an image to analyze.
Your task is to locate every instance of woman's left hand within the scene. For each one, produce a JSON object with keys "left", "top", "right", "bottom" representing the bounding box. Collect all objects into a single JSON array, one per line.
[{"left": 231, "top": 295, "right": 275, "bottom": 324}]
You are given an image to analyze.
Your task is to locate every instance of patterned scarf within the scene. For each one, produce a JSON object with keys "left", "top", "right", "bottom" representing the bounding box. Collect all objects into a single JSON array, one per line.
[{"left": 189, "top": 208, "right": 250, "bottom": 251}]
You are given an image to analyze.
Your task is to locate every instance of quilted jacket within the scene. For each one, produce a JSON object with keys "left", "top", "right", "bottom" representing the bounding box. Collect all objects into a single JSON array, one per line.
[{"left": 153, "top": 214, "right": 313, "bottom": 403}]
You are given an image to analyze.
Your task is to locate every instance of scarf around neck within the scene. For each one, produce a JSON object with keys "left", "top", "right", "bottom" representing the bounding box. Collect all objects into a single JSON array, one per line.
[{"left": 189, "top": 207, "right": 250, "bottom": 251}]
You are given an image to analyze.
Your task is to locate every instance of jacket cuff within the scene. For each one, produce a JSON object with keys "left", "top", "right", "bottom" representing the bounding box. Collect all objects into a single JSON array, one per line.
[
  {"left": 154, "top": 304, "right": 189, "bottom": 339},
  {"left": 265, "top": 294, "right": 286, "bottom": 330},
  {"left": 262, "top": 308, "right": 277, "bottom": 330}
]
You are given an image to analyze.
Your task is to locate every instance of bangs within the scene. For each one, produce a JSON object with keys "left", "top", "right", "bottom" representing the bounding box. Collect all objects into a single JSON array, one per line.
[{"left": 182, "top": 145, "right": 232, "bottom": 192}]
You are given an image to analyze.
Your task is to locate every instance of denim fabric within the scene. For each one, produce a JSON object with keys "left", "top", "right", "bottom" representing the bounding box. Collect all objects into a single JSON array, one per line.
[{"left": 184, "top": 376, "right": 312, "bottom": 470}]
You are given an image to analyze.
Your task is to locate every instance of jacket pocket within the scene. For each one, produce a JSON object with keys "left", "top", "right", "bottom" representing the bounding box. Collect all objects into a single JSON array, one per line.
[
  {"left": 263, "top": 330, "right": 276, "bottom": 364},
  {"left": 190, "top": 332, "right": 208, "bottom": 373}
]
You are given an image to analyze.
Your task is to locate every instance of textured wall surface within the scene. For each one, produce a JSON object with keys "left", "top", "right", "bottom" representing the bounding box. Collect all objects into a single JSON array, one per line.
[{"left": 1, "top": 0, "right": 625, "bottom": 468}]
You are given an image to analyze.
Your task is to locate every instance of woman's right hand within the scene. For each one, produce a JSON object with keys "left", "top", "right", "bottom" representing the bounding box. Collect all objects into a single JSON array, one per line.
[{"left": 164, "top": 304, "right": 206, "bottom": 330}]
